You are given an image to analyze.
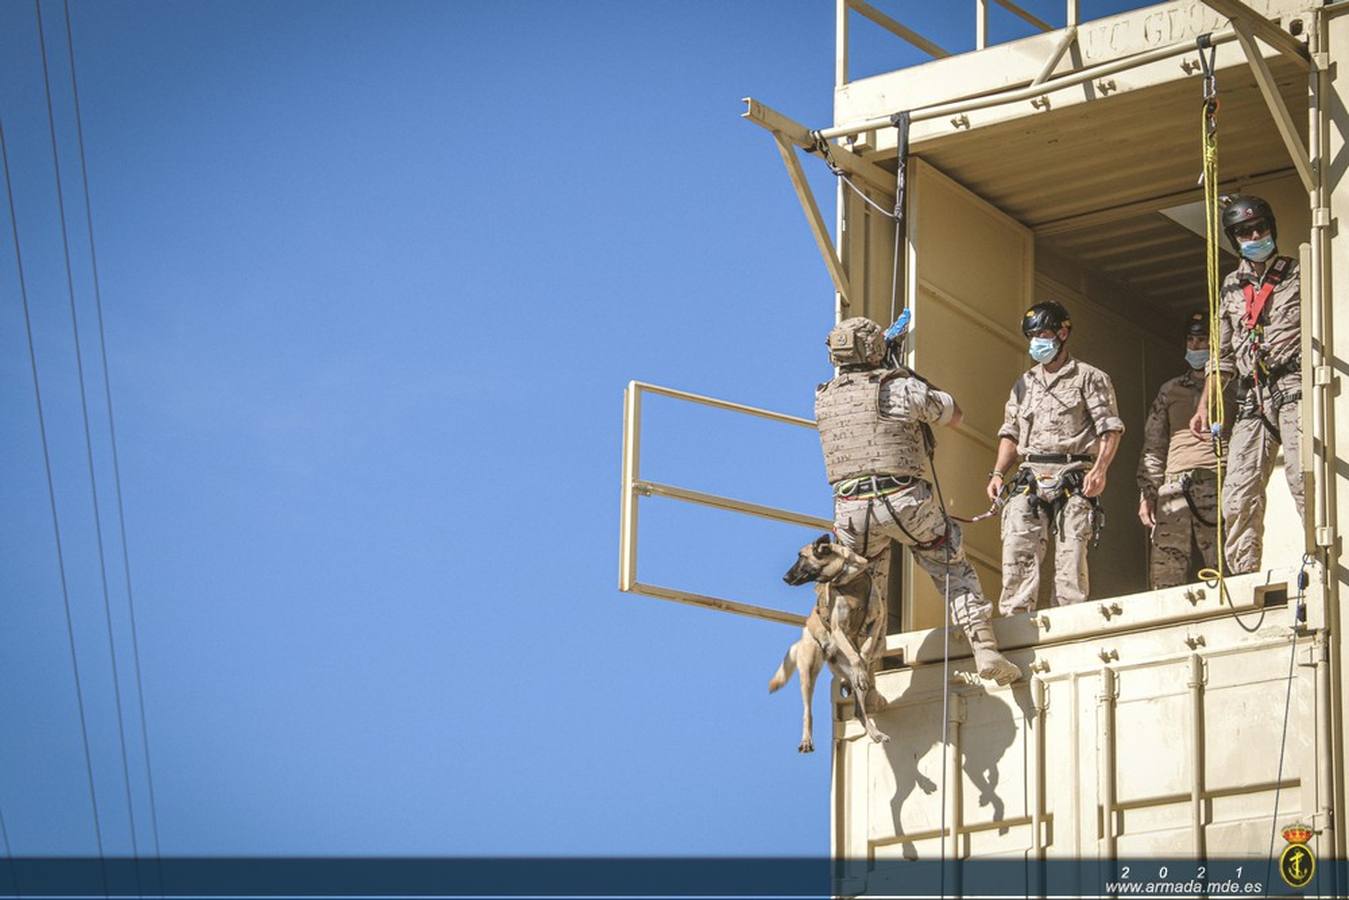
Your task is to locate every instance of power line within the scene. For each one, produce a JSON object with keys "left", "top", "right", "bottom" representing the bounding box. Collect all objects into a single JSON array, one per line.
[
  {"left": 0, "top": 112, "right": 108, "bottom": 893},
  {"left": 33, "top": 0, "right": 140, "bottom": 891},
  {"left": 60, "top": 0, "right": 166, "bottom": 887}
]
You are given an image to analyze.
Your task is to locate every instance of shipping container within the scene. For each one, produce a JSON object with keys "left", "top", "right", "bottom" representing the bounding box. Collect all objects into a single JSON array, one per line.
[{"left": 620, "top": 1, "right": 1345, "bottom": 894}]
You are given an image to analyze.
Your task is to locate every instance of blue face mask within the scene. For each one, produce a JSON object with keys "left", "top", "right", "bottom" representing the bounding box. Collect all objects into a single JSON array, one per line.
[
  {"left": 1029, "top": 336, "right": 1059, "bottom": 364},
  {"left": 1239, "top": 235, "right": 1276, "bottom": 262},
  {"left": 1185, "top": 348, "right": 1209, "bottom": 370}
]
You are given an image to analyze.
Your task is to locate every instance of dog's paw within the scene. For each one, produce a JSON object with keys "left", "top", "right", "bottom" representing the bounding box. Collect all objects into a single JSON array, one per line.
[{"left": 798, "top": 739, "right": 815, "bottom": 753}]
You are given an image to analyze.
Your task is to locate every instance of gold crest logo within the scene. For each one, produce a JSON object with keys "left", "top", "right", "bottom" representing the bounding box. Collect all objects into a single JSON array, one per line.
[{"left": 1279, "top": 824, "right": 1316, "bottom": 890}]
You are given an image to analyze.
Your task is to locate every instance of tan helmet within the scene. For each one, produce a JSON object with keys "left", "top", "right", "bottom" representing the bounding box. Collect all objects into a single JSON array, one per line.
[{"left": 826, "top": 317, "right": 886, "bottom": 367}]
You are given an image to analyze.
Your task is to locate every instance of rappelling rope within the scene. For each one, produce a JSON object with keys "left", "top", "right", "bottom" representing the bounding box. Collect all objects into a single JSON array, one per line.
[
  {"left": 819, "top": 114, "right": 952, "bottom": 888},
  {"left": 1194, "top": 34, "right": 1232, "bottom": 609}
]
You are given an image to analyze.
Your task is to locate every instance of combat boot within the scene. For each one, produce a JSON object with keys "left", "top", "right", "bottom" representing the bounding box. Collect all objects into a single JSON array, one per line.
[{"left": 967, "top": 622, "right": 1021, "bottom": 686}]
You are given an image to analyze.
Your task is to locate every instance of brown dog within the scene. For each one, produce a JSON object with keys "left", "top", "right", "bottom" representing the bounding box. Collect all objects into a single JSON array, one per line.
[{"left": 771, "top": 534, "right": 888, "bottom": 752}]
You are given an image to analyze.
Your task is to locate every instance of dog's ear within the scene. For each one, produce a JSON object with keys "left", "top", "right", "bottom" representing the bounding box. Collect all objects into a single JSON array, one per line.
[{"left": 813, "top": 533, "right": 834, "bottom": 555}]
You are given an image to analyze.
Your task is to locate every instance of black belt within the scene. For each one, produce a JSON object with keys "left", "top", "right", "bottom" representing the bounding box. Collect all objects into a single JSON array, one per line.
[
  {"left": 834, "top": 474, "right": 915, "bottom": 498},
  {"left": 1025, "top": 453, "right": 1095, "bottom": 464}
]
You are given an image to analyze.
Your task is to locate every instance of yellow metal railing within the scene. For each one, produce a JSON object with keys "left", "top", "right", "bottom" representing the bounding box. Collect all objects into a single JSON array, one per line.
[{"left": 619, "top": 380, "right": 828, "bottom": 627}]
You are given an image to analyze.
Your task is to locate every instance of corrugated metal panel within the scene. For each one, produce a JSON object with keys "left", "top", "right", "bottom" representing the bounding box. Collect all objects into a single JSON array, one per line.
[{"left": 831, "top": 568, "right": 1331, "bottom": 892}]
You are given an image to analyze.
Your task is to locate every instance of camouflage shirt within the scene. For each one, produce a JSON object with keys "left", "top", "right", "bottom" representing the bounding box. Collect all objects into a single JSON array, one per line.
[
  {"left": 1137, "top": 368, "right": 1216, "bottom": 501},
  {"left": 998, "top": 357, "right": 1124, "bottom": 457},
  {"left": 1217, "top": 255, "right": 1301, "bottom": 389}
]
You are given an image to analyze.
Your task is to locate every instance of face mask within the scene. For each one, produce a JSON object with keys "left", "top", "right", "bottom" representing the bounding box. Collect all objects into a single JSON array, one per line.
[
  {"left": 1185, "top": 348, "right": 1209, "bottom": 370},
  {"left": 1239, "top": 235, "right": 1276, "bottom": 262},
  {"left": 1029, "top": 336, "right": 1059, "bottom": 364}
]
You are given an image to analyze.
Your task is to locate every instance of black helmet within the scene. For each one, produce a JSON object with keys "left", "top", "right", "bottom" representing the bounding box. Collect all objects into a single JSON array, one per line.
[
  {"left": 1184, "top": 309, "right": 1207, "bottom": 338},
  {"left": 1221, "top": 195, "right": 1277, "bottom": 250},
  {"left": 1021, "top": 301, "right": 1072, "bottom": 337}
]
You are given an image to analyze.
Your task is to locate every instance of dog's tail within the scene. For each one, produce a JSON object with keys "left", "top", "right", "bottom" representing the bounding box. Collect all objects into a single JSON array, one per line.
[{"left": 768, "top": 647, "right": 797, "bottom": 693}]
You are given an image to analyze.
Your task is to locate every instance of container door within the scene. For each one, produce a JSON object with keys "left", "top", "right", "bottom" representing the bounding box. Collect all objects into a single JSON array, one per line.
[{"left": 903, "top": 158, "right": 1034, "bottom": 630}]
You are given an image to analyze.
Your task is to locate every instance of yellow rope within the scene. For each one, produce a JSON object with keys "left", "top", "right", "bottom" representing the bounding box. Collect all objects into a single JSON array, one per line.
[{"left": 1197, "top": 98, "right": 1229, "bottom": 597}]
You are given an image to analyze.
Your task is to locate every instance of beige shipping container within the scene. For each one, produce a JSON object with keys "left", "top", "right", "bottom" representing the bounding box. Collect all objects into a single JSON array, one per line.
[{"left": 621, "top": 0, "right": 1346, "bottom": 894}]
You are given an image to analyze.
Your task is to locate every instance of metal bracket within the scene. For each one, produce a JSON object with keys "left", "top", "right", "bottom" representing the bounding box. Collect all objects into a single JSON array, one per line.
[
  {"left": 1184, "top": 633, "right": 1207, "bottom": 651},
  {"left": 1187, "top": 654, "right": 1208, "bottom": 686},
  {"left": 1184, "top": 586, "right": 1207, "bottom": 606},
  {"left": 1316, "top": 526, "right": 1335, "bottom": 548},
  {"left": 1030, "top": 95, "right": 1051, "bottom": 111},
  {"left": 950, "top": 114, "right": 971, "bottom": 130},
  {"left": 1095, "top": 79, "right": 1117, "bottom": 95},
  {"left": 1030, "top": 658, "right": 1051, "bottom": 674},
  {"left": 1098, "top": 601, "right": 1123, "bottom": 620},
  {"left": 1181, "top": 57, "right": 1202, "bottom": 75},
  {"left": 1098, "top": 647, "right": 1119, "bottom": 663},
  {"left": 1313, "top": 207, "right": 1331, "bottom": 228},
  {"left": 1314, "top": 365, "right": 1333, "bottom": 387}
]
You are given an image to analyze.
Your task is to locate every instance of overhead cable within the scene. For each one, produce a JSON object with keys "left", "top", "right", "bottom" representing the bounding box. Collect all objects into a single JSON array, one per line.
[
  {"left": 60, "top": 0, "right": 166, "bottom": 885},
  {"left": 0, "top": 111, "right": 108, "bottom": 892},
  {"left": 35, "top": 0, "right": 141, "bottom": 890}
]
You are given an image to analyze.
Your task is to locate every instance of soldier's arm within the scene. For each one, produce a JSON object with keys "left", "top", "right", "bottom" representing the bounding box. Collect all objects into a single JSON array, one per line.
[
  {"left": 888, "top": 379, "right": 960, "bottom": 427},
  {"left": 987, "top": 437, "right": 1019, "bottom": 502},
  {"left": 1082, "top": 372, "right": 1124, "bottom": 498},
  {"left": 988, "top": 384, "right": 1023, "bottom": 501},
  {"left": 1137, "top": 389, "right": 1168, "bottom": 501}
]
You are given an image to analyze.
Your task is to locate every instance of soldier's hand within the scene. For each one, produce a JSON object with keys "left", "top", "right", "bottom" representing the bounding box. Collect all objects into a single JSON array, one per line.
[
  {"left": 1189, "top": 406, "right": 1210, "bottom": 437},
  {"left": 1082, "top": 468, "right": 1107, "bottom": 498},
  {"left": 1138, "top": 496, "right": 1156, "bottom": 528},
  {"left": 986, "top": 474, "right": 1003, "bottom": 503}
]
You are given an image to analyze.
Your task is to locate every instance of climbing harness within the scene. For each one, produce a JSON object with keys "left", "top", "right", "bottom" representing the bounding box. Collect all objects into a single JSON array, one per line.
[{"left": 1005, "top": 466, "right": 1106, "bottom": 550}]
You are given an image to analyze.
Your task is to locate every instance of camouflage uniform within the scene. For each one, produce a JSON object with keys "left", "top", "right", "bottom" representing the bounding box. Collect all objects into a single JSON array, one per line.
[
  {"left": 1216, "top": 256, "right": 1304, "bottom": 574},
  {"left": 997, "top": 358, "right": 1124, "bottom": 614},
  {"left": 1137, "top": 369, "right": 1218, "bottom": 589},
  {"left": 818, "top": 369, "right": 993, "bottom": 633}
]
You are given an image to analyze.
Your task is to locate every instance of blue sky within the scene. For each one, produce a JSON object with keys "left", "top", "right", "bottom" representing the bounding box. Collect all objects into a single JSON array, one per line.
[{"left": 0, "top": 0, "right": 1136, "bottom": 859}]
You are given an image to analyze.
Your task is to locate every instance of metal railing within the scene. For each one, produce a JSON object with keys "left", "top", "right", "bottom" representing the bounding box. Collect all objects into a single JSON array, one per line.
[
  {"left": 618, "top": 381, "right": 829, "bottom": 627},
  {"left": 837, "top": 0, "right": 1083, "bottom": 88}
]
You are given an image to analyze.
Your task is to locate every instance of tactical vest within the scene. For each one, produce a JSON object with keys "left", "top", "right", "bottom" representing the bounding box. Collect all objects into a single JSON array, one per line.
[{"left": 815, "top": 370, "right": 929, "bottom": 483}]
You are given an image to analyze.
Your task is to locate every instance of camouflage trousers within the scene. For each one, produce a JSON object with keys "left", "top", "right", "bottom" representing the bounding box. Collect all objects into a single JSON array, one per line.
[
  {"left": 1224, "top": 401, "right": 1304, "bottom": 575},
  {"left": 998, "top": 472, "right": 1095, "bottom": 615},
  {"left": 1149, "top": 469, "right": 1218, "bottom": 590},
  {"left": 833, "top": 480, "right": 992, "bottom": 632}
]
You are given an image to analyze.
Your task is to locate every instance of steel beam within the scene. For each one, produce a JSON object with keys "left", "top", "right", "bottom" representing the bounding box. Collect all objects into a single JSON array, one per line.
[
  {"left": 773, "top": 132, "right": 853, "bottom": 305},
  {"left": 742, "top": 98, "right": 893, "bottom": 194},
  {"left": 1199, "top": 0, "right": 1310, "bottom": 70},
  {"left": 1229, "top": 19, "right": 1315, "bottom": 192},
  {"left": 817, "top": 27, "right": 1239, "bottom": 141},
  {"left": 845, "top": 0, "right": 950, "bottom": 59}
]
